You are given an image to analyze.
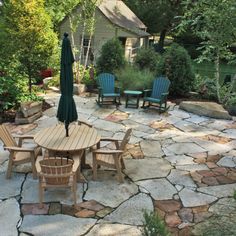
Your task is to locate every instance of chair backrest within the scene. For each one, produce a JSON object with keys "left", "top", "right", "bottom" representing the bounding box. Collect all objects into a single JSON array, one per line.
[
  {"left": 97, "top": 73, "right": 115, "bottom": 94},
  {"left": 151, "top": 76, "right": 170, "bottom": 99},
  {"left": 39, "top": 157, "right": 73, "bottom": 185},
  {"left": 0, "top": 124, "right": 17, "bottom": 147},
  {"left": 120, "top": 128, "right": 132, "bottom": 151}
]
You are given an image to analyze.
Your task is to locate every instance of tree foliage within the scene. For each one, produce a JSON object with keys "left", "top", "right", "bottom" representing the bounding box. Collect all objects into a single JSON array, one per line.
[
  {"left": 96, "top": 38, "right": 126, "bottom": 74},
  {"left": 157, "top": 43, "right": 195, "bottom": 96},
  {"left": 124, "top": 0, "right": 183, "bottom": 50},
  {"left": 177, "top": 0, "right": 236, "bottom": 102},
  {"left": 1, "top": 0, "right": 59, "bottom": 93}
]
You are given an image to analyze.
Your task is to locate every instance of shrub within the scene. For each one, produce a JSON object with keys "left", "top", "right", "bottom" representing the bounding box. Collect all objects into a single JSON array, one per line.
[
  {"left": 115, "top": 65, "right": 154, "bottom": 92},
  {"left": 96, "top": 38, "right": 126, "bottom": 74},
  {"left": 142, "top": 210, "right": 170, "bottom": 236},
  {"left": 134, "top": 47, "right": 159, "bottom": 72},
  {"left": 157, "top": 43, "right": 195, "bottom": 96},
  {"left": 80, "top": 65, "right": 97, "bottom": 87}
]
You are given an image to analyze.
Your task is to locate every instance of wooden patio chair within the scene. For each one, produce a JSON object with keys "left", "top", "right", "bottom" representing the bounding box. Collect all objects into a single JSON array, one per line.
[
  {"left": 0, "top": 124, "right": 41, "bottom": 179},
  {"left": 142, "top": 76, "right": 171, "bottom": 112},
  {"left": 96, "top": 73, "right": 121, "bottom": 107},
  {"left": 92, "top": 128, "right": 132, "bottom": 183},
  {"left": 35, "top": 156, "right": 81, "bottom": 208}
]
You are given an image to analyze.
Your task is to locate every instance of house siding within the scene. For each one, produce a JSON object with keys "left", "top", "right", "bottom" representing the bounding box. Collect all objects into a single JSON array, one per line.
[{"left": 60, "top": 8, "right": 144, "bottom": 63}]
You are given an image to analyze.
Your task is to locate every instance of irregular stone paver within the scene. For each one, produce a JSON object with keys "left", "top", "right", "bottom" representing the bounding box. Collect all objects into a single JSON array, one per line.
[
  {"left": 176, "top": 164, "right": 209, "bottom": 172},
  {"left": 140, "top": 140, "right": 163, "bottom": 157},
  {"left": 193, "top": 138, "right": 233, "bottom": 155},
  {"left": 21, "top": 175, "right": 83, "bottom": 205},
  {"left": 167, "top": 169, "right": 196, "bottom": 188},
  {"left": 20, "top": 214, "right": 97, "bottom": 236},
  {"left": 198, "top": 183, "right": 236, "bottom": 198},
  {"left": 0, "top": 198, "right": 20, "bottom": 236},
  {"left": 122, "top": 119, "right": 155, "bottom": 134},
  {"left": 179, "top": 188, "right": 217, "bottom": 207},
  {"left": 93, "top": 119, "right": 124, "bottom": 132},
  {"left": 221, "top": 129, "right": 236, "bottom": 139},
  {"left": 0, "top": 173, "right": 25, "bottom": 199},
  {"left": 87, "top": 223, "right": 142, "bottom": 236},
  {"left": 165, "top": 155, "right": 195, "bottom": 166},
  {"left": 166, "top": 142, "right": 205, "bottom": 155},
  {"left": 179, "top": 101, "right": 232, "bottom": 120},
  {"left": 137, "top": 178, "right": 177, "bottom": 200},
  {"left": 103, "top": 193, "right": 153, "bottom": 225},
  {"left": 84, "top": 177, "right": 138, "bottom": 208},
  {"left": 217, "top": 156, "right": 236, "bottom": 167},
  {"left": 186, "top": 114, "right": 209, "bottom": 124},
  {"left": 124, "top": 158, "right": 171, "bottom": 181}
]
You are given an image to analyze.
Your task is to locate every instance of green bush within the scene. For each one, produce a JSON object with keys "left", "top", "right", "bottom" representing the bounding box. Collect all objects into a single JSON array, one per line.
[
  {"left": 0, "top": 75, "right": 23, "bottom": 112},
  {"left": 80, "top": 65, "right": 96, "bottom": 86},
  {"left": 96, "top": 38, "right": 126, "bottom": 74},
  {"left": 134, "top": 47, "right": 159, "bottom": 72},
  {"left": 157, "top": 43, "right": 195, "bottom": 96},
  {"left": 142, "top": 210, "right": 170, "bottom": 236},
  {"left": 115, "top": 65, "right": 154, "bottom": 92}
]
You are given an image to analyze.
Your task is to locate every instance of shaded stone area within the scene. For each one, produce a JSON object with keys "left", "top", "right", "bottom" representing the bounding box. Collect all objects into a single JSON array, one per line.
[{"left": 0, "top": 92, "right": 235, "bottom": 235}]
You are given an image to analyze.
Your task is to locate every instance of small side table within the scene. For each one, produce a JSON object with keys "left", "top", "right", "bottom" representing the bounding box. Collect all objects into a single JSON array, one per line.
[{"left": 124, "top": 90, "right": 142, "bottom": 108}]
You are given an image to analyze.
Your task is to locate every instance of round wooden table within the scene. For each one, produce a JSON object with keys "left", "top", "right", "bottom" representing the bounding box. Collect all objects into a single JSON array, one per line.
[{"left": 34, "top": 123, "right": 100, "bottom": 153}]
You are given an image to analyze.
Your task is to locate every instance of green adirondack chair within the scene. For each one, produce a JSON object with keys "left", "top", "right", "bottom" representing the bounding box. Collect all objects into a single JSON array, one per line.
[
  {"left": 96, "top": 73, "right": 121, "bottom": 107},
  {"left": 142, "top": 76, "right": 170, "bottom": 112}
]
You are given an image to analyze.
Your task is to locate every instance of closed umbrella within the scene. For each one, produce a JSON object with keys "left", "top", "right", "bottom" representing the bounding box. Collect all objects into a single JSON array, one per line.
[{"left": 57, "top": 33, "right": 78, "bottom": 137}]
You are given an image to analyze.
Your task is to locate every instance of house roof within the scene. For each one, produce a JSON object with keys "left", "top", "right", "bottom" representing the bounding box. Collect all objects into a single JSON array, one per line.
[{"left": 98, "top": 0, "right": 150, "bottom": 37}]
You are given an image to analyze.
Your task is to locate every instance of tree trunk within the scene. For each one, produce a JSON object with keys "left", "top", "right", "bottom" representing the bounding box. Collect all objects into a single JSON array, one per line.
[
  {"left": 83, "top": 12, "right": 95, "bottom": 69},
  {"left": 29, "top": 77, "right": 32, "bottom": 93},
  {"left": 215, "top": 50, "right": 221, "bottom": 103},
  {"left": 69, "top": 15, "right": 79, "bottom": 84},
  {"left": 158, "top": 29, "right": 167, "bottom": 53}
]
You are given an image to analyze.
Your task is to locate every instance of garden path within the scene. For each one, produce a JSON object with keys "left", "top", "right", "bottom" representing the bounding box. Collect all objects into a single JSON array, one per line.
[{"left": 0, "top": 91, "right": 236, "bottom": 236}]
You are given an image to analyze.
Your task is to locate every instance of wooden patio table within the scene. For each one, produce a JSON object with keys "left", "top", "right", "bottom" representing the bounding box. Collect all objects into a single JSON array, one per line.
[{"left": 34, "top": 123, "right": 101, "bottom": 181}]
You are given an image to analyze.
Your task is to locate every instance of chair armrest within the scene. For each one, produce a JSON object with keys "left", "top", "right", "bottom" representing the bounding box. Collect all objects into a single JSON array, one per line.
[
  {"left": 35, "top": 155, "right": 44, "bottom": 173},
  {"left": 99, "top": 137, "right": 119, "bottom": 149},
  {"left": 4, "top": 146, "right": 35, "bottom": 152},
  {"left": 13, "top": 135, "right": 35, "bottom": 147},
  {"left": 143, "top": 89, "right": 152, "bottom": 97},
  {"left": 13, "top": 135, "right": 35, "bottom": 139},
  {"left": 98, "top": 87, "right": 103, "bottom": 94},
  {"left": 93, "top": 149, "right": 123, "bottom": 155},
  {"left": 72, "top": 158, "right": 81, "bottom": 172},
  {"left": 161, "top": 92, "right": 169, "bottom": 101},
  {"left": 115, "top": 87, "right": 121, "bottom": 94}
]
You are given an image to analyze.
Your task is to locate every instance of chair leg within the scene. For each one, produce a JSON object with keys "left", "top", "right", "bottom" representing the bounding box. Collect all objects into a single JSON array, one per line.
[
  {"left": 72, "top": 175, "right": 77, "bottom": 206},
  {"left": 114, "top": 155, "right": 124, "bottom": 183},
  {"left": 92, "top": 153, "right": 98, "bottom": 180},
  {"left": 31, "top": 153, "right": 37, "bottom": 179},
  {"left": 6, "top": 153, "right": 14, "bottom": 179},
  {"left": 39, "top": 181, "right": 44, "bottom": 209}
]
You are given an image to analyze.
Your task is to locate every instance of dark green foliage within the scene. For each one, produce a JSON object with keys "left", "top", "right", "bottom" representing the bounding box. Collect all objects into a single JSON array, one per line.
[
  {"left": 115, "top": 65, "right": 154, "bottom": 92},
  {"left": 134, "top": 47, "right": 159, "bottom": 72},
  {"left": 96, "top": 38, "right": 126, "bottom": 74},
  {"left": 157, "top": 43, "right": 195, "bottom": 96},
  {"left": 142, "top": 211, "right": 170, "bottom": 236}
]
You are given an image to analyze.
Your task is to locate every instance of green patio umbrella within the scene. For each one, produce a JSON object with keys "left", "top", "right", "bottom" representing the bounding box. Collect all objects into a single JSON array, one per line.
[{"left": 57, "top": 33, "right": 78, "bottom": 137}]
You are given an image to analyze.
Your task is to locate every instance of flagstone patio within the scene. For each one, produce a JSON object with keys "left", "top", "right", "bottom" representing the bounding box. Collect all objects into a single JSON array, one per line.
[{"left": 0, "top": 91, "right": 236, "bottom": 236}]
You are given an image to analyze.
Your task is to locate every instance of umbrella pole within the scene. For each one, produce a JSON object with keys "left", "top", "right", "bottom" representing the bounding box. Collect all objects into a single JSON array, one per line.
[{"left": 65, "top": 122, "right": 69, "bottom": 137}]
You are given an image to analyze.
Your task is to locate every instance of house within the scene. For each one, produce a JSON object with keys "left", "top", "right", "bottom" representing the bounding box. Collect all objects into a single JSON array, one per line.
[{"left": 59, "top": 0, "right": 150, "bottom": 64}]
